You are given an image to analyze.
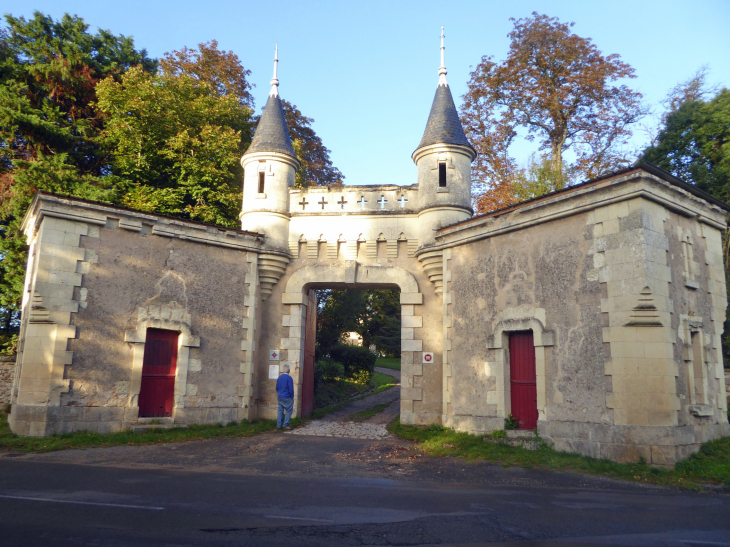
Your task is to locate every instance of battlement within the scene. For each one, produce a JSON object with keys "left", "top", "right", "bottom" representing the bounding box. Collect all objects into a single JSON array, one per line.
[{"left": 289, "top": 185, "right": 419, "bottom": 215}]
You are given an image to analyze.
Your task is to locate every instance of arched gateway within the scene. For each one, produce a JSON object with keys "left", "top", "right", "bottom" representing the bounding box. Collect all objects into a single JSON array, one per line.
[{"left": 8, "top": 35, "right": 730, "bottom": 465}]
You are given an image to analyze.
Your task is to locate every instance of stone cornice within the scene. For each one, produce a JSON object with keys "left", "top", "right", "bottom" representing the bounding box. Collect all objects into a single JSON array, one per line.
[
  {"left": 430, "top": 171, "right": 729, "bottom": 253},
  {"left": 23, "top": 193, "right": 264, "bottom": 252}
]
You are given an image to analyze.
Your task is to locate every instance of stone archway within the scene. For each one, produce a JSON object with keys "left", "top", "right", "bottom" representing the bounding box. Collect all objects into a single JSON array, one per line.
[{"left": 279, "top": 263, "right": 424, "bottom": 420}]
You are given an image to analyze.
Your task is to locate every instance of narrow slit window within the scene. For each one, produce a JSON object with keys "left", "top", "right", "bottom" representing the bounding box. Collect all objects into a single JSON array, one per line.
[
  {"left": 438, "top": 163, "right": 446, "bottom": 187},
  {"left": 258, "top": 171, "right": 265, "bottom": 194}
]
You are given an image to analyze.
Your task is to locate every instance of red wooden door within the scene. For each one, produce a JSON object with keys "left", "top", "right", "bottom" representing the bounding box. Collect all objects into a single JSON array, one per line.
[
  {"left": 509, "top": 331, "right": 538, "bottom": 430},
  {"left": 301, "top": 290, "right": 316, "bottom": 416},
  {"left": 138, "top": 329, "right": 179, "bottom": 417}
]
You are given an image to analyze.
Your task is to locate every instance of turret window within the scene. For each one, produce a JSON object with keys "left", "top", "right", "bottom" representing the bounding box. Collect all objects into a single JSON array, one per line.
[
  {"left": 258, "top": 171, "right": 266, "bottom": 194},
  {"left": 438, "top": 162, "right": 446, "bottom": 187}
]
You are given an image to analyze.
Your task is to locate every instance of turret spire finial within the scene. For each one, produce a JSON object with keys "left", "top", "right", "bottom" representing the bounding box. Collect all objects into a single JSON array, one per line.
[
  {"left": 438, "top": 28, "right": 447, "bottom": 86},
  {"left": 270, "top": 43, "right": 279, "bottom": 97}
]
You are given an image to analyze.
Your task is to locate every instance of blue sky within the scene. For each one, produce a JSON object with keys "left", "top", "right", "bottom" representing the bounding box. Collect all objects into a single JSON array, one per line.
[{"left": 6, "top": 0, "right": 730, "bottom": 186}]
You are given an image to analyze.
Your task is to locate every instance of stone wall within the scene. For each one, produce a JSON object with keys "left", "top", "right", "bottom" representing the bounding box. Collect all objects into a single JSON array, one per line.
[
  {"left": 437, "top": 169, "right": 730, "bottom": 465},
  {"left": 10, "top": 194, "right": 262, "bottom": 436},
  {"left": 0, "top": 356, "right": 15, "bottom": 408}
]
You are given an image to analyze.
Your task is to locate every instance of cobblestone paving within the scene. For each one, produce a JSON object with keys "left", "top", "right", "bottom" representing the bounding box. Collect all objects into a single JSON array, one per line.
[
  {"left": 286, "top": 366, "right": 400, "bottom": 440},
  {"left": 286, "top": 421, "right": 390, "bottom": 440}
]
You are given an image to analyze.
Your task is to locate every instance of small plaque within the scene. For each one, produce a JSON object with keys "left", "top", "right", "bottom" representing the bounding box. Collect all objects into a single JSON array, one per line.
[
  {"left": 269, "top": 365, "right": 280, "bottom": 379},
  {"left": 423, "top": 352, "right": 434, "bottom": 364},
  {"left": 269, "top": 350, "right": 280, "bottom": 361}
]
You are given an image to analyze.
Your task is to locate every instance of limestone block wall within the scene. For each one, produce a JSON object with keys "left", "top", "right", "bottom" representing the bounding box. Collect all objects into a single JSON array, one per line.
[
  {"left": 443, "top": 212, "right": 602, "bottom": 435},
  {"left": 10, "top": 194, "right": 262, "bottom": 436},
  {"left": 436, "top": 169, "right": 730, "bottom": 465}
]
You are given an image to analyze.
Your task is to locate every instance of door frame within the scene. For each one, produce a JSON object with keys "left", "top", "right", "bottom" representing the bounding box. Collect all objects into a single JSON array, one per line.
[
  {"left": 124, "top": 305, "right": 201, "bottom": 423},
  {"left": 486, "top": 310, "right": 554, "bottom": 424}
]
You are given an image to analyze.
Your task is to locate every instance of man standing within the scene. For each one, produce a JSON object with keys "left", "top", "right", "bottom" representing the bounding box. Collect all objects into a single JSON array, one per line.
[{"left": 276, "top": 364, "right": 294, "bottom": 430}]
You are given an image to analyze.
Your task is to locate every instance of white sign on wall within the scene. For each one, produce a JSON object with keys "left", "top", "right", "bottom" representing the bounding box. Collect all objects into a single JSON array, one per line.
[
  {"left": 269, "top": 350, "right": 280, "bottom": 361},
  {"left": 269, "top": 364, "right": 280, "bottom": 379},
  {"left": 423, "top": 352, "right": 434, "bottom": 364}
]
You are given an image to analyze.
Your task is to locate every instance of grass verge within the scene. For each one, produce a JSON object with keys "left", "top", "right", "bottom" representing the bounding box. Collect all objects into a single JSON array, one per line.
[
  {"left": 375, "top": 357, "right": 401, "bottom": 371},
  {"left": 388, "top": 418, "right": 730, "bottom": 490},
  {"left": 0, "top": 410, "right": 296, "bottom": 454},
  {"left": 369, "top": 372, "right": 398, "bottom": 396},
  {"left": 349, "top": 403, "right": 392, "bottom": 422}
]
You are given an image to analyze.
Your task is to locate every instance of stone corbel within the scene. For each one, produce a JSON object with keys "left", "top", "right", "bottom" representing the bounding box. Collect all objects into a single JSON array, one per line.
[
  {"left": 418, "top": 250, "right": 444, "bottom": 296},
  {"left": 258, "top": 253, "right": 290, "bottom": 301}
]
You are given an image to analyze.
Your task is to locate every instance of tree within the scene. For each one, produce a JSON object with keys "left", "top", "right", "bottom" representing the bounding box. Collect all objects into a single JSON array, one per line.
[
  {"left": 281, "top": 101, "right": 344, "bottom": 187},
  {"left": 461, "top": 12, "right": 646, "bottom": 213},
  {"left": 0, "top": 12, "right": 154, "bottom": 312},
  {"left": 511, "top": 154, "right": 569, "bottom": 203},
  {"left": 316, "top": 289, "right": 400, "bottom": 357},
  {"left": 96, "top": 65, "right": 252, "bottom": 226},
  {"left": 641, "top": 88, "right": 729, "bottom": 200},
  {"left": 159, "top": 40, "right": 254, "bottom": 108}
]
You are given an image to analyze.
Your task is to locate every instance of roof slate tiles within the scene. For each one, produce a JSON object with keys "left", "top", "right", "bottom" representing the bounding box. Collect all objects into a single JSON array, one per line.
[
  {"left": 246, "top": 94, "right": 296, "bottom": 159},
  {"left": 416, "top": 83, "right": 474, "bottom": 153}
]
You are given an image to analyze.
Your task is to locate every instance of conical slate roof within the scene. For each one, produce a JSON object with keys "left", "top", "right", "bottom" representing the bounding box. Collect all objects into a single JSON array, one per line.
[
  {"left": 416, "top": 83, "right": 473, "bottom": 153},
  {"left": 246, "top": 94, "right": 296, "bottom": 159}
]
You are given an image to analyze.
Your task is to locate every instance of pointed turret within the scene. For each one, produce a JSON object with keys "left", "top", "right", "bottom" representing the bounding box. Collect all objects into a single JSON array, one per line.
[
  {"left": 414, "top": 28, "right": 476, "bottom": 249},
  {"left": 240, "top": 45, "right": 300, "bottom": 255},
  {"left": 245, "top": 44, "right": 297, "bottom": 159},
  {"left": 414, "top": 28, "right": 474, "bottom": 154}
]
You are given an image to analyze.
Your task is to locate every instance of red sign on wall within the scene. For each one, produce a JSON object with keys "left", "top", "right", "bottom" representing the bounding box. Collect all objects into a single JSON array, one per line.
[{"left": 423, "top": 352, "right": 434, "bottom": 364}]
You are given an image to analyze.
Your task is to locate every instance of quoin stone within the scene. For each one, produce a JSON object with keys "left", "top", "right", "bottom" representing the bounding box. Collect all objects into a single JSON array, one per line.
[{"left": 6, "top": 35, "right": 729, "bottom": 465}]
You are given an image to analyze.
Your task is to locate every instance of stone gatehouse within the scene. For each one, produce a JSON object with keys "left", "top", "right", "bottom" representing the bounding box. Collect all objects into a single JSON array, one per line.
[{"left": 8, "top": 42, "right": 730, "bottom": 466}]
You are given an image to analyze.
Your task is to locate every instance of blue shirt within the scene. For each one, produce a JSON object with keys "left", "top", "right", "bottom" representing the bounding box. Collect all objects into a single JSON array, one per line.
[{"left": 276, "top": 373, "right": 294, "bottom": 399}]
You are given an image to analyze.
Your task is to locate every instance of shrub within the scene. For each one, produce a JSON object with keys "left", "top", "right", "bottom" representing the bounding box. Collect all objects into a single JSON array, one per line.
[
  {"left": 314, "top": 359, "right": 345, "bottom": 388},
  {"left": 328, "top": 343, "right": 376, "bottom": 384}
]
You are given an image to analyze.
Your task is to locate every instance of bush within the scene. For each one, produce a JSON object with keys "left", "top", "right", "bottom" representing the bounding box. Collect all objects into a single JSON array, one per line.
[
  {"left": 315, "top": 359, "right": 345, "bottom": 382},
  {"left": 328, "top": 343, "right": 376, "bottom": 384}
]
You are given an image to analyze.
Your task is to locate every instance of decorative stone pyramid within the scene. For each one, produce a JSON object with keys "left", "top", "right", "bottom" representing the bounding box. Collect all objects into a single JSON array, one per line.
[{"left": 625, "top": 286, "right": 662, "bottom": 327}]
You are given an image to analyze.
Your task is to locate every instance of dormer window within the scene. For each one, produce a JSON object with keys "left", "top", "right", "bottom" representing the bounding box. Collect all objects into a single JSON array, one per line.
[
  {"left": 258, "top": 171, "right": 265, "bottom": 194},
  {"left": 438, "top": 162, "right": 446, "bottom": 187}
]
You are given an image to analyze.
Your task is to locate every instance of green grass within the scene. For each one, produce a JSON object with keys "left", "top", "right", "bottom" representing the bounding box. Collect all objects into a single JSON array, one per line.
[
  {"left": 388, "top": 418, "right": 730, "bottom": 490},
  {"left": 369, "top": 372, "right": 398, "bottom": 395},
  {"left": 349, "top": 403, "right": 391, "bottom": 422},
  {"left": 375, "top": 357, "right": 401, "bottom": 371},
  {"left": 0, "top": 411, "right": 292, "bottom": 454}
]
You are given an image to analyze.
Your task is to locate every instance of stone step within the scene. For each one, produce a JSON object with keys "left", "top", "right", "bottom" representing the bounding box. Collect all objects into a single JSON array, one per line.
[{"left": 506, "top": 429, "right": 537, "bottom": 439}]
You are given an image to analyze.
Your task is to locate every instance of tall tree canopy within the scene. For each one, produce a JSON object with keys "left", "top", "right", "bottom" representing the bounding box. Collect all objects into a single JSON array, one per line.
[
  {"left": 96, "top": 64, "right": 253, "bottom": 226},
  {"left": 461, "top": 12, "right": 646, "bottom": 213},
  {"left": 0, "top": 11, "right": 345, "bottom": 333},
  {"left": 641, "top": 86, "right": 729, "bottom": 201},
  {"left": 0, "top": 12, "right": 155, "bottom": 309}
]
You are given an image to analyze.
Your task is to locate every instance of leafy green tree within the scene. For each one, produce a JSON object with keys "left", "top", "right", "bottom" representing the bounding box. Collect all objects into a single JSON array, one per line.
[
  {"left": 96, "top": 65, "right": 252, "bottom": 226},
  {"left": 316, "top": 289, "right": 401, "bottom": 357},
  {"left": 0, "top": 11, "right": 154, "bottom": 311},
  {"left": 316, "top": 289, "right": 367, "bottom": 356},
  {"left": 641, "top": 89, "right": 729, "bottom": 200},
  {"left": 511, "top": 154, "right": 569, "bottom": 203}
]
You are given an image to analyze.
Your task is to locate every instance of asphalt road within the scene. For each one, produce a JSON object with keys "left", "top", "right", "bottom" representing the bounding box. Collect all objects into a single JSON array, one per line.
[{"left": 0, "top": 449, "right": 728, "bottom": 547}]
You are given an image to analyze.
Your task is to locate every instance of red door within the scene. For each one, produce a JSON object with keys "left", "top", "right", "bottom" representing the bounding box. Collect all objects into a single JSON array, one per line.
[
  {"left": 138, "top": 329, "right": 179, "bottom": 417},
  {"left": 301, "top": 290, "right": 316, "bottom": 416},
  {"left": 509, "top": 331, "right": 538, "bottom": 430}
]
